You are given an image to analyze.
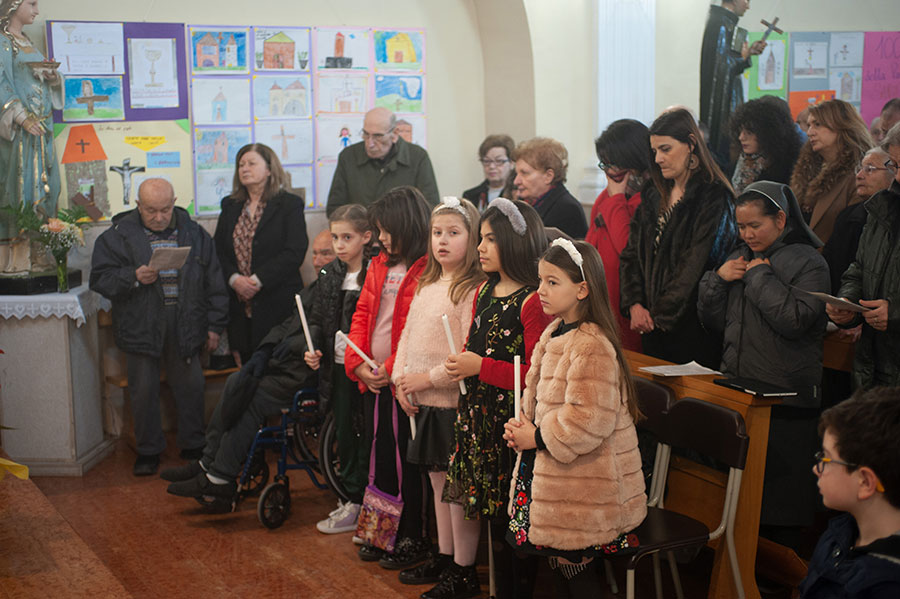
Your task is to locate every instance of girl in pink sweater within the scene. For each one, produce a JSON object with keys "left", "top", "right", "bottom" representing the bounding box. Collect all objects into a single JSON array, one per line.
[{"left": 392, "top": 197, "right": 485, "bottom": 594}]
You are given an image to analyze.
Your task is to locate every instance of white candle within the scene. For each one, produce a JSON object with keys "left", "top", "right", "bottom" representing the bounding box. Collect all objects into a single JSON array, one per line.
[
  {"left": 441, "top": 314, "right": 467, "bottom": 395},
  {"left": 294, "top": 294, "right": 314, "bottom": 354},
  {"left": 514, "top": 355, "right": 521, "bottom": 422},
  {"left": 336, "top": 330, "right": 378, "bottom": 371},
  {"left": 404, "top": 365, "right": 417, "bottom": 441}
]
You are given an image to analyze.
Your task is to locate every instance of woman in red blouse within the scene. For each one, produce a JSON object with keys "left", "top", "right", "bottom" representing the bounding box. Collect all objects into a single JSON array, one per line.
[{"left": 586, "top": 119, "right": 650, "bottom": 351}]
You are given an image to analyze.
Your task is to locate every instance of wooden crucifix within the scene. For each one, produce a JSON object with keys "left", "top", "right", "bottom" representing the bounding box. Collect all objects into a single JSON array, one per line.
[
  {"left": 109, "top": 158, "right": 145, "bottom": 206},
  {"left": 760, "top": 17, "right": 783, "bottom": 42},
  {"left": 76, "top": 80, "right": 110, "bottom": 116},
  {"left": 272, "top": 125, "right": 294, "bottom": 161}
]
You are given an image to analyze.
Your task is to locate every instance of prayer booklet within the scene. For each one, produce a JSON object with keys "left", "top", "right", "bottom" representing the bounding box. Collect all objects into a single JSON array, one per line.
[
  {"left": 148, "top": 246, "right": 191, "bottom": 270},
  {"left": 790, "top": 286, "right": 872, "bottom": 312},
  {"left": 638, "top": 361, "right": 722, "bottom": 377},
  {"left": 714, "top": 377, "right": 798, "bottom": 398}
]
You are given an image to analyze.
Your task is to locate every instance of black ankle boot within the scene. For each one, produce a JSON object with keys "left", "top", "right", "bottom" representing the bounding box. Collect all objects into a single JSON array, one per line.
[
  {"left": 420, "top": 562, "right": 480, "bottom": 599},
  {"left": 399, "top": 552, "right": 452, "bottom": 585}
]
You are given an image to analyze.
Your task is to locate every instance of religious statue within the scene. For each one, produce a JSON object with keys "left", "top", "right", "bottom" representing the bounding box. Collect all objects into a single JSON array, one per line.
[
  {"left": 699, "top": 1, "right": 766, "bottom": 163},
  {"left": 0, "top": 0, "right": 62, "bottom": 274}
]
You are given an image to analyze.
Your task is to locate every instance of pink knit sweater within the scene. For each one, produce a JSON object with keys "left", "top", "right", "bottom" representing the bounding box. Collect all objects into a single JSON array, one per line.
[{"left": 392, "top": 280, "right": 476, "bottom": 409}]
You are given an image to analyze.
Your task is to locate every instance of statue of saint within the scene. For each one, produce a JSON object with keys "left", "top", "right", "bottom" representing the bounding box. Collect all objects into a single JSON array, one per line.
[{"left": 0, "top": 0, "right": 61, "bottom": 273}]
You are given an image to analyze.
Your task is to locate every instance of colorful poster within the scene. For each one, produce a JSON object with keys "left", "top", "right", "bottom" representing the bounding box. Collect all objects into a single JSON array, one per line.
[
  {"left": 127, "top": 38, "right": 179, "bottom": 109},
  {"left": 252, "top": 75, "right": 311, "bottom": 119},
  {"left": 861, "top": 32, "right": 900, "bottom": 124},
  {"left": 374, "top": 29, "right": 424, "bottom": 72},
  {"left": 793, "top": 41, "right": 828, "bottom": 79},
  {"left": 374, "top": 74, "right": 424, "bottom": 113},
  {"left": 829, "top": 68, "right": 863, "bottom": 104},
  {"left": 316, "top": 161, "right": 337, "bottom": 209},
  {"left": 315, "top": 28, "right": 370, "bottom": 70},
  {"left": 747, "top": 31, "right": 787, "bottom": 99},
  {"left": 284, "top": 165, "right": 314, "bottom": 208},
  {"left": 195, "top": 169, "right": 233, "bottom": 213},
  {"left": 51, "top": 21, "right": 125, "bottom": 75},
  {"left": 830, "top": 32, "right": 864, "bottom": 68},
  {"left": 194, "top": 127, "right": 251, "bottom": 170},
  {"left": 316, "top": 73, "right": 369, "bottom": 113},
  {"left": 190, "top": 28, "right": 250, "bottom": 74},
  {"left": 253, "top": 27, "right": 310, "bottom": 71},
  {"left": 63, "top": 76, "right": 125, "bottom": 121},
  {"left": 315, "top": 114, "right": 364, "bottom": 161},
  {"left": 254, "top": 120, "right": 313, "bottom": 165},
  {"left": 789, "top": 90, "right": 836, "bottom": 120},
  {"left": 191, "top": 78, "right": 251, "bottom": 125}
]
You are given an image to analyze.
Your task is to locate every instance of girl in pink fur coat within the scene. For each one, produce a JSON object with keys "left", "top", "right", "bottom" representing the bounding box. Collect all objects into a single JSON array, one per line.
[{"left": 503, "top": 240, "right": 647, "bottom": 598}]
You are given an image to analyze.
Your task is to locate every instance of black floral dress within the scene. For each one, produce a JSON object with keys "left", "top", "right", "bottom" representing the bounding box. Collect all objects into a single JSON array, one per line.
[{"left": 443, "top": 281, "right": 533, "bottom": 520}]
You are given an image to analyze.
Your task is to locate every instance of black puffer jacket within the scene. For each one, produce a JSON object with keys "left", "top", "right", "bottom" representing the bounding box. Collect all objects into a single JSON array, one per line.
[
  {"left": 620, "top": 178, "right": 736, "bottom": 332},
  {"left": 90, "top": 207, "right": 229, "bottom": 358},
  {"left": 697, "top": 239, "right": 830, "bottom": 408},
  {"left": 307, "top": 257, "right": 369, "bottom": 402},
  {"left": 837, "top": 182, "right": 900, "bottom": 389}
]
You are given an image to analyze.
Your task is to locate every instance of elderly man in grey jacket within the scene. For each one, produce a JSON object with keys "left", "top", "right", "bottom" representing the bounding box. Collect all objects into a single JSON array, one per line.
[{"left": 91, "top": 178, "right": 228, "bottom": 476}]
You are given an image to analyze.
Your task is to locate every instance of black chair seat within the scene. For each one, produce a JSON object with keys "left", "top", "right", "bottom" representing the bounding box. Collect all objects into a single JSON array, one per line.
[{"left": 627, "top": 506, "right": 710, "bottom": 568}]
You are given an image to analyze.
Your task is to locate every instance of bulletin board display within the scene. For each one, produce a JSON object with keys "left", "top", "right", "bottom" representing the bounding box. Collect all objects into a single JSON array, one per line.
[
  {"left": 45, "top": 21, "right": 428, "bottom": 215},
  {"left": 47, "top": 21, "right": 193, "bottom": 215},
  {"left": 741, "top": 28, "right": 900, "bottom": 123}
]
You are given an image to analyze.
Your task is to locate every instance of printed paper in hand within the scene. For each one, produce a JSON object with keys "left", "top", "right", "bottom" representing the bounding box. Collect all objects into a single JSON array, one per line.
[{"left": 148, "top": 246, "right": 190, "bottom": 270}]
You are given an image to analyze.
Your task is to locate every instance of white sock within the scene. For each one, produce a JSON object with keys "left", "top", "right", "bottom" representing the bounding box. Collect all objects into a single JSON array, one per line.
[{"left": 206, "top": 472, "right": 229, "bottom": 485}]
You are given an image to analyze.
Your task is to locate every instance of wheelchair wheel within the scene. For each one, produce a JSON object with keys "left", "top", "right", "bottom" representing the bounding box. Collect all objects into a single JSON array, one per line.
[
  {"left": 257, "top": 481, "right": 291, "bottom": 529},
  {"left": 242, "top": 451, "right": 269, "bottom": 498},
  {"left": 318, "top": 412, "right": 350, "bottom": 503},
  {"left": 292, "top": 413, "right": 322, "bottom": 469}
]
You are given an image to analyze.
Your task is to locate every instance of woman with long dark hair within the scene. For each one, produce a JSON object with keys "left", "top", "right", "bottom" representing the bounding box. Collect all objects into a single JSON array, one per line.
[
  {"left": 619, "top": 109, "right": 736, "bottom": 367},
  {"left": 729, "top": 96, "right": 802, "bottom": 194}
]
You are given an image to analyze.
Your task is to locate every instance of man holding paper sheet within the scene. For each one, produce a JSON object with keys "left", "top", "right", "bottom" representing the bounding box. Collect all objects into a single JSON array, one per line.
[{"left": 91, "top": 178, "right": 228, "bottom": 476}]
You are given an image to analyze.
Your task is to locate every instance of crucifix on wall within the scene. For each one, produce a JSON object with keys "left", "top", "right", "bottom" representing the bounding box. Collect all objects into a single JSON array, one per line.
[
  {"left": 109, "top": 158, "right": 145, "bottom": 206},
  {"left": 76, "top": 80, "right": 110, "bottom": 116},
  {"left": 272, "top": 125, "right": 294, "bottom": 161}
]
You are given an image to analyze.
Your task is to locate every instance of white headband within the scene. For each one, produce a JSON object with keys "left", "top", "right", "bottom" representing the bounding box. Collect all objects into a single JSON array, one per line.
[
  {"left": 435, "top": 196, "right": 469, "bottom": 222},
  {"left": 551, "top": 238, "right": 585, "bottom": 281},
  {"left": 488, "top": 197, "right": 527, "bottom": 236}
]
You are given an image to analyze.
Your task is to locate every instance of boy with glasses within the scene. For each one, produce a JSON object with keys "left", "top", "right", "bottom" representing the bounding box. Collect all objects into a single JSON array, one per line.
[{"left": 800, "top": 388, "right": 900, "bottom": 598}]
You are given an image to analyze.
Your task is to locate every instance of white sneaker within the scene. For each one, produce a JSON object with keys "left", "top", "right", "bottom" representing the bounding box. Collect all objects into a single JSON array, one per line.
[
  {"left": 327, "top": 499, "right": 345, "bottom": 518},
  {"left": 316, "top": 501, "right": 361, "bottom": 534},
  {"left": 352, "top": 535, "right": 364, "bottom": 545}
]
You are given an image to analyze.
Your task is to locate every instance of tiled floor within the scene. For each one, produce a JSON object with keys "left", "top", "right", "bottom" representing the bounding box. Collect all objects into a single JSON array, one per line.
[{"left": 14, "top": 437, "right": 762, "bottom": 598}]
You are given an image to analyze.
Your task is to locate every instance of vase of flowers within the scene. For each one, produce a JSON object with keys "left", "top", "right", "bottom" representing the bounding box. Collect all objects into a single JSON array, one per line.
[{"left": 39, "top": 215, "right": 85, "bottom": 293}]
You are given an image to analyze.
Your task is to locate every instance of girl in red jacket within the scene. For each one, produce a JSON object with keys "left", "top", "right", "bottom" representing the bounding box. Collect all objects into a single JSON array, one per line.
[
  {"left": 442, "top": 198, "right": 552, "bottom": 598},
  {"left": 344, "top": 186, "right": 432, "bottom": 569}
]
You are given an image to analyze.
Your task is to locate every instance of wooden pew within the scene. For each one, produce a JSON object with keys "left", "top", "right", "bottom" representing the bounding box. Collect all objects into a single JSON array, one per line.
[{"left": 625, "top": 350, "right": 779, "bottom": 599}]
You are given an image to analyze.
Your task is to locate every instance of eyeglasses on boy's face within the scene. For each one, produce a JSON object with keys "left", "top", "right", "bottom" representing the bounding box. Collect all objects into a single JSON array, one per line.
[{"left": 813, "top": 451, "right": 885, "bottom": 492}]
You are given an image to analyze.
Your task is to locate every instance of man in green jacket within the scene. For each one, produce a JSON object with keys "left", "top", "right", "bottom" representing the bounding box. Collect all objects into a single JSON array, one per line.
[{"left": 325, "top": 107, "right": 439, "bottom": 216}]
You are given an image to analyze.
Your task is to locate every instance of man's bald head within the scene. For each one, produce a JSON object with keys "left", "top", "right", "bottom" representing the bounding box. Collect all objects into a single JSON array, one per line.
[
  {"left": 362, "top": 107, "right": 398, "bottom": 160},
  {"left": 136, "top": 178, "right": 176, "bottom": 232}
]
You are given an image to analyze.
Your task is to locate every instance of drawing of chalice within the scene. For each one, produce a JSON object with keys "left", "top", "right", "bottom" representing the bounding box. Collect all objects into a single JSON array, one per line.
[{"left": 145, "top": 47, "right": 162, "bottom": 87}]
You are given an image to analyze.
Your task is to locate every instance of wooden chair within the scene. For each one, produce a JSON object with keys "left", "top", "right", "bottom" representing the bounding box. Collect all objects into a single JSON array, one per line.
[{"left": 625, "top": 397, "right": 750, "bottom": 599}]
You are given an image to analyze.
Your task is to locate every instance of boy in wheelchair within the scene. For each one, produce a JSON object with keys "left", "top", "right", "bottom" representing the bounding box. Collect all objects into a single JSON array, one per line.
[{"left": 162, "top": 308, "right": 316, "bottom": 500}]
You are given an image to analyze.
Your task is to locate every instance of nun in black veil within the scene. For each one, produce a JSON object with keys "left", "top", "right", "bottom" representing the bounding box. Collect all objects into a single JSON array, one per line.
[{"left": 697, "top": 180, "right": 831, "bottom": 548}]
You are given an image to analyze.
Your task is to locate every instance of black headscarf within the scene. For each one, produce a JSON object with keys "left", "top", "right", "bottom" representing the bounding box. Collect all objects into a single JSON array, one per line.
[{"left": 738, "top": 181, "right": 824, "bottom": 249}]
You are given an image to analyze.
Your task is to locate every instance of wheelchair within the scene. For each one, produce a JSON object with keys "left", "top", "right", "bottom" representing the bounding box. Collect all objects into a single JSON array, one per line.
[{"left": 194, "top": 386, "right": 336, "bottom": 529}]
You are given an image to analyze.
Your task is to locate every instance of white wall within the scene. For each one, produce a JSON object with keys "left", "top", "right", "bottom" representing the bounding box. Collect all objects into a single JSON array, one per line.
[
  {"left": 33, "top": 0, "right": 487, "bottom": 211},
  {"left": 655, "top": 0, "right": 900, "bottom": 116}
]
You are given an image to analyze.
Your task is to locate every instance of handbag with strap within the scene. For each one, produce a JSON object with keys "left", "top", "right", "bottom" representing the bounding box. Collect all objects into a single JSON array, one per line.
[{"left": 355, "top": 392, "right": 404, "bottom": 552}]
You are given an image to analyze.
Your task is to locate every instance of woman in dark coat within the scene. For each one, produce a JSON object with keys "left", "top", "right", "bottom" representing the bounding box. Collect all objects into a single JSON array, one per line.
[
  {"left": 729, "top": 96, "right": 802, "bottom": 194},
  {"left": 697, "top": 181, "right": 830, "bottom": 540},
  {"left": 462, "top": 134, "right": 516, "bottom": 211},
  {"left": 214, "top": 143, "right": 308, "bottom": 364},
  {"left": 619, "top": 108, "right": 736, "bottom": 368}
]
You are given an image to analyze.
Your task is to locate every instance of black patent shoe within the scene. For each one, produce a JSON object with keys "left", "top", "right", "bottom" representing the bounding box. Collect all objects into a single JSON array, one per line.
[
  {"left": 399, "top": 552, "right": 452, "bottom": 585},
  {"left": 420, "top": 562, "right": 480, "bottom": 599},
  {"left": 378, "top": 536, "right": 431, "bottom": 570}
]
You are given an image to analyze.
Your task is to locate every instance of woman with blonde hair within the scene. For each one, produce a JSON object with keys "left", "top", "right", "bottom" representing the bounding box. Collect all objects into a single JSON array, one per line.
[{"left": 790, "top": 99, "right": 873, "bottom": 244}]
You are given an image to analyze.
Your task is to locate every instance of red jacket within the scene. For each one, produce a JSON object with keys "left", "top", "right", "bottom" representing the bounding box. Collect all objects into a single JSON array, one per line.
[
  {"left": 345, "top": 252, "right": 428, "bottom": 393},
  {"left": 586, "top": 189, "right": 642, "bottom": 351},
  {"left": 467, "top": 283, "right": 553, "bottom": 390}
]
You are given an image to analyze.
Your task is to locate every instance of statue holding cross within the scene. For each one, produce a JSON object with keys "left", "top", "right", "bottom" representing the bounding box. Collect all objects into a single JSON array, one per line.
[{"left": 110, "top": 158, "right": 145, "bottom": 206}]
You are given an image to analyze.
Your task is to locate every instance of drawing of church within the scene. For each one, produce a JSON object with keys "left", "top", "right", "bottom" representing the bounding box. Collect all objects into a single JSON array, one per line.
[
  {"left": 385, "top": 33, "right": 417, "bottom": 64},
  {"left": 764, "top": 51, "right": 776, "bottom": 85},
  {"left": 329, "top": 79, "right": 364, "bottom": 112},
  {"left": 212, "top": 89, "right": 227, "bottom": 122},
  {"left": 840, "top": 72, "right": 854, "bottom": 101},
  {"left": 196, "top": 33, "right": 219, "bottom": 67},
  {"left": 224, "top": 34, "right": 238, "bottom": 67},
  {"left": 325, "top": 32, "right": 352, "bottom": 68},
  {"left": 269, "top": 79, "right": 307, "bottom": 116},
  {"left": 213, "top": 132, "right": 229, "bottom": 164},
  {"left": 264, "top": 32, "right": 295, "bottom": 69}
]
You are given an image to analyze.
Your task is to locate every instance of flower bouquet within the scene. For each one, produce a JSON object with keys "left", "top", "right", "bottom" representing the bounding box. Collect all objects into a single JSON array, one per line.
[{"left": 37, "top": 208, "right": 87, "bottom": 292}]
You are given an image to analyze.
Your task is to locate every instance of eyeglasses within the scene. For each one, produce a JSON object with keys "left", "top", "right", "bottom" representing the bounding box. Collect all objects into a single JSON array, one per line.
[
  {"left": 856, "top": 163, "right": 892, "bottom": 175},
  {"left": 813, "top": 451, "right": 886, "bottom": 492},
  {"left": 360, "top": 129, "right": 392, "bottom": 142},
  {"left": 597, "top": 159, "right": 612, "bottom": 171},
  {"left": 480, "top": 158, "right": 510, "bottom": 167},
  {"left": 884, "top": 158, "right": 899, "bottom": 172}
]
